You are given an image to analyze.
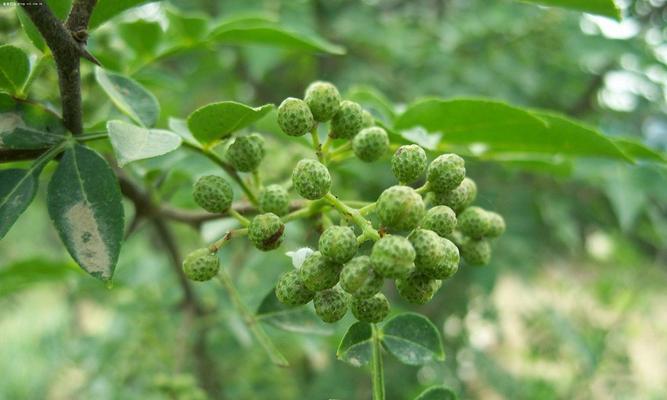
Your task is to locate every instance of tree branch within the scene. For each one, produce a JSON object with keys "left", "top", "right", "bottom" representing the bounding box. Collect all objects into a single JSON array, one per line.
[{"left": 66, "top": 0, "right": 97, "bottom": 33}]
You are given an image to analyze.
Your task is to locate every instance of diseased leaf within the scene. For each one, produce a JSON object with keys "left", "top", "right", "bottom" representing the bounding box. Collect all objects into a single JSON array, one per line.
[
  {"left": 89, "top": 0, "right": 153, "bottom": 30},
  {"left": 0, "top": 45, "right": 30, "bottom": 95},
  {"left": 107, "top": 120, "right": 182, "bottom": 166},
  {"left": 95, "top": 67, "right": 160, "bottom": 127},
  {"left": 395, "top": 98, "right": 630, "bottom": 161},
  {"left": 0, "top": 169, "right": 39, "bottom": 240},
  {"left": 381, "top": 312, "right": 445, "bottom": 365},
  {"left": 187, "top": 101, "right": 273, "bottom": 144},
  {"left": 337, "top": 321, "right": 373, "bottom": 367},
  {"left": 0, "top": 93, "right": 67, "bottom": 139},
  {"left": 47, "top": 144, "right": 124, "bottom": 281},
  {"left": 256, "top": 289, "right": 334, "bottom": 335},
  {"left": 415, "top": 385, "right": 458, "bottom": 400},
  {"left": 518, "top": 0, "right": 621, "bottom": 20}
]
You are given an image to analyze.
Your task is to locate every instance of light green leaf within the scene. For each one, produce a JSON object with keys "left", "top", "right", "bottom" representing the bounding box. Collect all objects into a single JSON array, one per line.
[
  {"left": 415, "top": 385, "right": 458, "bottom": 400},
  {"left": 118, "top": 20, "right": 163, "bottom": 55},
  {"left": 209, "top": 17, "right": 345, "bottom": 55},
  {"left": 95, "top": 67, "right": 160, "bottom": 127},
  {"left": 255, "top": 289, "right": 334, "bottom": 335},
  {"left": 337, "top": 321, "right": 373, "bottom": 367},
  {"left": 187, "top": 101, "right": 273, "bottom": 144},
  {"left": 0, "top": 258, "right": 78, "bottom": 297},
  {"left": 17, "top": 8, "right": 46, "bottom": 52},
  {"left": 166, "top": 7, "right": 209, "bottom": 41},
  {"left": 46, "top": 0, "right": 73, "bottom": 19},
  {"left": 347, "top": 85, "right": 397, "bottom": 122},
  {"left": 168, "top": 117, "right": 201, "bottom": 147},
  {"left": 47, "top": 144, "right": 124, "bottom": 281},
  {"left": 381, "top": 312, "right": 445, "bottom": 365},
  {"left": 518, "top": 0, "right": 621, "bottom": 20},
  {"left": 107, "top": 120, "right": 182, "bottom": 166},
  {"left": 0, "top": 93, "right": 67, "bottom": 138},
  {"left": 0, "top": 168, "right": 39, "bottom": 240},
  {"left": 89, "top": 0, "right": 153, "bottom": 29},
  {"left": 396, "top": 98, "right": 630, "bottom": 161},
  {"left": 0, "top": 45, "right": 30, "bottom": 95},
  {"left": 613, "top": 138, "right": 666, "bottom": 164}
]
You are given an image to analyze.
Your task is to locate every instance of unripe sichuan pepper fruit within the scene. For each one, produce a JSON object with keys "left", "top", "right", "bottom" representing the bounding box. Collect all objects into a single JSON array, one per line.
[
  {"left": 330, "top": 100, "right": 364, "bottom": 139},
  {"left": 299, "top": 251, "right": 343, "bottom": 291},
  {"left": 183, "top": 248, "right": 220, "bottom": 281},
  {"left": 319, "top": 225, "right": 358, "bottom": 264},
  {"left": 292, "top": 158, "right": 332, "bottom": 200},
  {"left": 225, "top": 133, "right": 265, "bottom": 172},
  {"left": 258, "top": 184, "right": 289, "bottom": 216},
  {"left": 248, "top": 213, "right": 285, "bottom": 251},
  {"left": 340, "top": 255, "right": 383, "bottom": 299},
  {"left": 304, "top": 81, "right": 342, "bottom": 122},
  {"left": 370, "top": 235, "right": 416, "bottom": 279},
  {"left": 391, "top": 144, "right": 427, "bottom": 184},
  {"left": 275, "top": 269, "right": 315, "bottom": 306},
  {"left": 313, "top": 287, "right": 348, "bottom": 323},
  {"left": 352, "top": 126, "right": 389, "bottom": 162},
  {"left": 376, "top": 185, "right": 425, "bottom": 231},
  {"left": 351, "top": 292, "right": 390, "bottom": 323},
  {"left": 277, "top": 97, "right": 314, "bottom": 136},
  {"left": 192, "top": 175, "right": 233, "bottom": 213},
  {"left": 427, "top": 153, "right": 466, "bottom": 193}
]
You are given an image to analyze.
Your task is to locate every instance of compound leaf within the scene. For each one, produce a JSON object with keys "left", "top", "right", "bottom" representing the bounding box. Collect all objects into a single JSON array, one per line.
[
  {"left": 47, "top": 144, "right": 124, "bottom": 281},
  {"left": 381, "top": 312, "right": 445, "bottom": 366},
  {"left": 337, "top": 321, "right": 373, "bottom": 367}
]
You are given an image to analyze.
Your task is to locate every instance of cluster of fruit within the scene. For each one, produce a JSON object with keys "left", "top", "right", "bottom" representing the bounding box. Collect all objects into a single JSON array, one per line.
[{"left": 182, "top": 81, "right": 505, "bottom": 325}]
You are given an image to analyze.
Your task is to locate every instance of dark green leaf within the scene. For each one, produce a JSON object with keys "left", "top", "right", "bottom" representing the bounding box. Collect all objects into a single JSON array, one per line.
[
  {"left": 95, "top": 67, "right": 160, "bottom": 127},
  {"left": 89, "top": 0, "right": 152, "bottom": 30},
  {"left": 415, "top": 385, "right": 458, "bottom": 400},
  {"left": 518, "top": 0, "right": 621, "bottom": 20},
  {"left": 118, "top": 20, "right": 163, "bottom": 55},
  {"left": 107, "top": 120, "right": 182, "bottom": 166},
  {"left": 0, "top": 169, "right": 39, "bottom": 240},
  {"left": 0, "top": 93, "right": 67, "bottom": 138},
  {"left": 46, "top": 0, "right": 73, "bottom": 19},
  {"left": 47, "top": 144, "right": 124, "bottom": 281},
  {"left": 16, "top": 8, "right": 46, "bottom": 52},
  {"left": 187, "top": 101, "right": 273, "bottom": 143},
  {"left": 0, "top": 258, "right": 78, "bottom": 297},
  {"left": 381, "top": 312, "right": 445, "bottom": 365},
  {"left": 0, "top": 45, "right": 30, "bottom": 95},
  {"left": 209, "top": 17, "right": 345, "bottom": 55},
  {"left": 256, "top": 289, "right": 334, "bottom": 335},
  {"left": 396, "top": 98, "right": 630, "bottom": 161},
  {"left": 337, "top": 321, "right": 373, "bottom": 367}
]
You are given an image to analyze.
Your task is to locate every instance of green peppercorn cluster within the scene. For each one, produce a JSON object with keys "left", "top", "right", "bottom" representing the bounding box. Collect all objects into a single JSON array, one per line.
[{"left": 184, "top": 80, "right": 506, "bottom": 328}]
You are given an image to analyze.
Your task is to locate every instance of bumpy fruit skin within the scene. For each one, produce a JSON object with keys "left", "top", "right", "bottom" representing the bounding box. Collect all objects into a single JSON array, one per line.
[
  {"left": 304, "top": 81, "right": 341, "bottom": 122},
  {"left": 319, "top": 225, "right": 358, "bottom": 264},
  {"left": 340, "top": 255, "right": 383, "bottom": 299},
  {"left": 458, "top": 206, "right": 490, "bottom": 239},
  {"left": 421, "top": 205, "right": 457, "bottom": 237},
  {"left": 193, "top": 175, "right": 233, "bottom": 213},
  {"left": 299, "top": 251, "right": 343, "bottom": 291},
  {"left": 427, "top": 154, "right": 466, "bottom": 193},
  {"left": 408, "top": 229, "right": 447, "bottom": 270},
  {"left": 275, "top": 269, "right": 315, "bottom": 305},
  {"left": 485, "top": 211, "right": 506, "bottom": 237},
  {"left": 183, "top": 248, "right": 220, "bottom": 281},
  {"left": 446, "top": 230, "right": 466, "bottom": 248},
  {"left": 435, "top": 177, "right": 476, "bottom": 212},
  {"left": 361, "top": 109, "right": 375, "bottom": 128},
  {"left": 259, "top": 184, "right": 289, "bottom": 216},
  {"left": 248, "top": 213, "right": 285, "bottom": 251},
  {"left": 313, "top": 288, "right": 348, "bottom": 323},
  {"left": 277, "top": 97, "right": 314, "bottom": 137},
  {"left": 377, "top": 185, "right": 425, "bottom": 231},
  {"left": 396, "top": 273, "right": 440, "bottom": 305},
  {"left": 391, "top": 145, "right": 427, "bottom": 184},
  {"left": 330, "top": 100, "right": 364, "bottom": 139},
  {"left": 370, "top": 235, "right": 416, "bottom": 279},
  {"left": 461, "top": 237, "right": 491, "bottom": 266},
  {"left": 292, "top": 159, "right": 331, "bottom": 200},
  {"left": 422, "top": 238, "right": 459, "bottom": 279},
  {"left": 226, "top": 133, "right": 265, "bottom": 172},
  {"left": 351, "top": 293, "right": 390, "bottom": 323},
  {"left": 352, "top": 126, "right": 389, "bottom": 162}
]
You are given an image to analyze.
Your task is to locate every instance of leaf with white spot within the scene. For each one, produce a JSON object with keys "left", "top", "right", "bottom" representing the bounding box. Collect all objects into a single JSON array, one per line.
[
  {"left": 381, "top": 312, "right": 445, "bottom": 365},
  {"left": 337, "top": 321, "right": 373, "bottom": 367},
  {"left": 107, "top": 120, "right": 182, "bottom": 166},
  {"left": 95, "top": 67, "right": 160, "bottom": 127},
  {"left": 415, "top": 385, "right": 458, "bottom": 400},
  {"left": 255, "top": 288, "right": 334, "bottom": 335},
  {"left": 47, "top": 144, "right": 124, "bottom": 281}
]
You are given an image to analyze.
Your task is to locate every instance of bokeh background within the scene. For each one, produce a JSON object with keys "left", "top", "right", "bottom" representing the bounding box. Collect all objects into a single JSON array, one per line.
[{"left": 1, "top": 0, "right": 667, "bottom": 399}]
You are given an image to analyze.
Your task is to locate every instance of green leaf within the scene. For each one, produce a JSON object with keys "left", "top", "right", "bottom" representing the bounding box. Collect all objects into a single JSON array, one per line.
[
  {"left": 337, "top": 321, "right": 373, "bottom": 367},
  {"left": 0, "top": 168, "right": 40, "bottom": 240},
  {"left": 89, "top": 0, "right": 153, "bottom": 30},
  {"left": 17, "top": 8, "right": 47, "bottom": 52},
  {"left": 518, "top": 0, "right": 621, "bottom": 20},
  {"left": 47, "top": 144, "right": 124, "bottom": 281},
  {"left": 255, "top": 289, "right": 334, "bottom": 335},
  {"left": 46, "top": 0, "right": 73, "bottom": 19},
  {"left": 613, "top": 138, "right": 666, "bottom": 164},
  {"left": 381, "top": 312, "right": 445, "bottom": 365},
  {"left": 395, "top": 98, "right": 630, "bottom": 161},
  {"left": 118, "top": 20, "right": 163, "bottom": 55},
  {"left": 0, "top": 45, "right": 30, "bottom": 95},
  {"left": 209, "top": 17, "right": 345, "bottom": 55},
  {"left": 166, "top": 7, "right": 209, "bottom": 41},
  {"left": 106, "top": 120, "right": 182, "bottom": 166},
  {"left": 168, "top": 117, "right": 201, "bottom": 147},
  {"left": 0, "top": 93, "right": 67, "bottom": 139},
  {"left": 0, "top": 125, "right": 65, "bottom": 150},
  {"left": 347, "top": 85, "right": 397, "bottom": 122},
  {"left": 415, "top": 385, "right": 458, "bottom": 400},
  {"left": 187, "top": 101, "right": 273, "bottom": 143},
  {"left": 0, "top": 258, "right": 77, "bottom": 298},
  {"left": 95, "top": 67, "right": 160, "bottom": 127}
]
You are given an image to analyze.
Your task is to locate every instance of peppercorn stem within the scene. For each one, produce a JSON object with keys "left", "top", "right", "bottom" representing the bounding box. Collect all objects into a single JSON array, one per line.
[
  {"left": 310, "top": 126, "right": 324, "bottom": 162},
  {"left": 415, "top": 182, "right": 430, "bottom": 195},
  {"left": 371, "top": 323, "right": 385, "bottom": 400},
  {"left": 209, "top": 228, "right": 248, "bottom": 253},
  {"left": 216, "top": 270, "right": 289, "bottom": 367},
  {"left": 328, "top": 141, "right": 352, "bottom": 159},
  {"left": 252, "top": 169, "right": 263, "bottom": 191},
  {"left": 323, "top": 193, "right": 380, "bottom": 241},
  {"left": 281, "top": 200, "right": 325, "bottom": 223},
  {"left": 359, "top": 202, "right": 377, "bottom": 216},
  {"left": 321, "top": 135, "right": 334, "bottom": 156},
  {"left": 229, "top": 209, "right": 250, "bottom": 227}
]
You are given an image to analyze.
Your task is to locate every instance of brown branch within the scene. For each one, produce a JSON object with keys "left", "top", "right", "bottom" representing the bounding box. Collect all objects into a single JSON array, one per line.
[
  {"left": 66, "top": 0, "right": 97, "bottom": 33},
  {"left": 160, "top": 200, "right": 306, "bottom": 228},
  {"left": 20, "top": 3, "right": 98, "bottom": 135},
  {"left": 0, "top": 148, "right": 48, "bottom": 163}
]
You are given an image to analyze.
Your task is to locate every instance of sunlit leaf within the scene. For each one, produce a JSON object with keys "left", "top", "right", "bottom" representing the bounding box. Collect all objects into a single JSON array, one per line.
[
  {"left": 187, "top": 101, "right": 273, "bottom": 144},
  {"left": 89, "top": 0, "right": 154, "bottom": 29},
  {"left": 0, "top": 45, "right": 30, "bottom": 95},
  {"left": 107, "top": 120, "right": 182, "bottom": 166},
  {"left": 95, "top": 67, "right": 160, "bottom": 127},
  {"left": 16, "top": 8, "right": 46, "bottom": 52},
  {"left": 518, "top": 0, "right": 621, "bottom": 20}
]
